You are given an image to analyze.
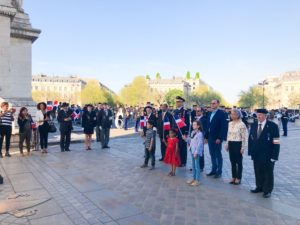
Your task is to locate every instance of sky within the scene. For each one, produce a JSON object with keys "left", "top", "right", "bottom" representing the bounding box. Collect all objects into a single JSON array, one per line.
[{"left": 24, "top": 0, "right": 300, "bottom": 103}]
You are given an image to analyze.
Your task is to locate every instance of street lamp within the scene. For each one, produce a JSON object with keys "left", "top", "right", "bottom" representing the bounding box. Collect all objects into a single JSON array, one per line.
[{"left": 258, "top": 80, "right": 268, "bottom": 109}]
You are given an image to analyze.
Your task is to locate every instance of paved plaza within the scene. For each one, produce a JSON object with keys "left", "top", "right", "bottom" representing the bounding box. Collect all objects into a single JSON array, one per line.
[{"left": 0, "top": 125, "right": 299, "bottom": 225}]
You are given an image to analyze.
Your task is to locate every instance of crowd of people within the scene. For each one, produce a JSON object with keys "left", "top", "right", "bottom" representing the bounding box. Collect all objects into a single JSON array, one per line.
[{"left": 0, "top": 96, "right": 293, "bottom": 198}]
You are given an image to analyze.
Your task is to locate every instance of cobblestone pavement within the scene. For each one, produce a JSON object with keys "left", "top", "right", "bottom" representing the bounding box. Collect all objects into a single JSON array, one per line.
[{"left": 0, "top": 125, "right": 299, "bottom": 225}]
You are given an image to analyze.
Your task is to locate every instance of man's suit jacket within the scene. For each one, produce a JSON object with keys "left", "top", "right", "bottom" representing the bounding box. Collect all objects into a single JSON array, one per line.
[
  {"left": 57, "top": 109, "right": 73, "bottom": 132},
  {"left": 98, "top": 109, "right": 113, "bottom": 128},
  {"left": 157, "top": 111, "right": 174, "bottom": 139},
  {"left": 248, "top": 120, "right": 280, "bottom": 163},
  {"left": 205, "top": 109, "right": 228, "bottom": 141}
]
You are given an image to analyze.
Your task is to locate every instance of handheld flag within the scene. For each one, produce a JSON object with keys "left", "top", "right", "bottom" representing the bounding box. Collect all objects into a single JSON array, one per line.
[
  {"left": 163, "top": 116, "right": 171, "bottom": 131},
  {"left": 174, "top": 115, "right": 186, "bottom": 129},
  {"left": 47, "top": 101, "right": 53, "bottom": 111}
]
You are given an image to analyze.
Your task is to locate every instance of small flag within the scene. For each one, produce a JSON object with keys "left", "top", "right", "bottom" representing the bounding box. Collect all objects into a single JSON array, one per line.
[
  {"left": 163, "top": 116, "right": 171, "bottom": 131},
  {"left": 140, "top": 116, "right": 148, "bottom": 128},
  {"left": 71, "top": 111, "right": 80, "bottom": 120},
  {"left": 47, "top": 101, "right": 53, "bottom": 111},
  {"left": 174, "top": 115, "right": 186, "bottom": 129},
  {"left": 53, "top": 101, "right": 59, "bottom": 107}
]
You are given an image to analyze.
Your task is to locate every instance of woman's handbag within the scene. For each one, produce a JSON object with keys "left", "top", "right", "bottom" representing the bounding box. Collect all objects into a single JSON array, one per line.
[{"left": 48, "top": 121, "right": 57, "bottom": 133}]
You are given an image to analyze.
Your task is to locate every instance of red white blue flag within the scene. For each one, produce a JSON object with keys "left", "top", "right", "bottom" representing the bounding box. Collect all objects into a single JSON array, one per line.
[
  {"left": 163, "top": 116, "right": 171, "bottom": 131},
  {"left": 174, "top": 115, "right": 186, "bottom": 129},
  {"left": 140, "top": 116, "right": 148, "bottom": 128},
  {"left": 47, "top": 101, "right": 53, "bottom": 111},
  {"left": 71, "top": 111, "right": 80, "bottom": 120}
]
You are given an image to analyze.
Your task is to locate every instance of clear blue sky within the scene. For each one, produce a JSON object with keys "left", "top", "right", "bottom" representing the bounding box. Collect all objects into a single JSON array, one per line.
[{"left": 24, "top": 0, "right": 300, "bottom": 103}]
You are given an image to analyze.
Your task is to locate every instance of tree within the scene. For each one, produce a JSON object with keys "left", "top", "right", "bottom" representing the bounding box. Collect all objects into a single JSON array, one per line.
[
  {"left": 190, "top": 90, "right": 225, "bottom": 106},
  {"left": 186, "top": 71, "right": 191, "bottom": 80},
  {"left": 81, "top": 80, "right": 106, "bottom": 105},
  {"left": 119, "top": 76, "right": 152, "bottom": 106},
  {"left": 165, "top": 89, "right": 183, "bottom": 106},
  {"left": 238, "top": 86, "right": 268, "bottom": 109},
  {"left": 155, "top": 73, "right": 161, "bottom": 80},
  {"left": 195, "top": 72, "right": 200, "bottom": 79},
  {"left": 146, "top": 74, "right": 150, "bottom": 80},
  {"left": 289, "top": 93, "right": 300, "bottom": 108}
]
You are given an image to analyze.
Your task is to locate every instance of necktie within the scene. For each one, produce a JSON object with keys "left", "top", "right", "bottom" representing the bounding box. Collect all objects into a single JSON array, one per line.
[{"left": 257, "top": 124, "right": 262, "bottom": 138}]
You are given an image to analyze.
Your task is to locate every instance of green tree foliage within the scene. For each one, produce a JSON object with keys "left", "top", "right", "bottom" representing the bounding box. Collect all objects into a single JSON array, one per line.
[
  {"left": 190, "top": 90, "right": 226, "bottom": 106},
  {"left": 146, "top": 74, "right": 150, "bottom": 80},
  {"left": 238, "top": 86, "right": 268, "bottom": 109},
  {"left": 165, "top": 89, "right": 184, "bottom": 106},
  {"left": 289, "top": 93, "right": 300, "bottom": 108},
  {"left": 155, "top": 73, "right": 161, "bottom": 79},
  {"left": 81, "top": 80, "right": 106, "bottom": 105},
  {"left": 119, "top": 76, "right": 152, "bottom": 106},
  {"left": 195, "top": 72, "right": 200, "bottom": 79},
  {"left": 186, "top": 71, "right": 191, "bottom": 80}
]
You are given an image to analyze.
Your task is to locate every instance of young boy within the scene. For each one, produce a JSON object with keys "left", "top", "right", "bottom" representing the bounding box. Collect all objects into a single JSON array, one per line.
[{"left": 141, "top": 120, "right": 156, "bottom": 170}]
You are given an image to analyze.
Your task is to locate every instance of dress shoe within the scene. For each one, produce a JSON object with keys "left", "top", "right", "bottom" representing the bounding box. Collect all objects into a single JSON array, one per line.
[
  {"left": 159, "top": 158, "right": 163, "bottom": 161},
  {"left": 214, "top": 174, "right": 222, "bottom": 179},
  {"left": 206, "top": 172, "right": 216, "bottom": 177},
  {"left": 65, "top": 149, "right": 71, "bottom": 152},
  {"left": 263, "top": 192, "right": 271, "bottom": 198},
  {"left": 5, "top": 152, "right": 11, "bottom": 157},
  {"left": 140, "top": 164, "right": 148, "bottom": 168},
  {"left": 251, "top": 188, "right": 263, "bottom": 193},
  {"left": 234, "top": 180, "right": 241, "bottom": 185},
  {"left": 149, "top": 166, "right": 155, "bottom": 170},
  {"left": 61, "top": 149, "right": 65, "bottom": 152}
]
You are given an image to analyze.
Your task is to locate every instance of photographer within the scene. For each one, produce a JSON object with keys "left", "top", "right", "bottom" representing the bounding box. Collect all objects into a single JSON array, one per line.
[{"left": 0, "top": 102, "right": 15, "bottom": 158}]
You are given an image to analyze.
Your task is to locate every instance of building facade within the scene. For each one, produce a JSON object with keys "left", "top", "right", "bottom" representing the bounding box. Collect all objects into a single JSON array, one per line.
[
  {"left": 32, "top": 74, "right": 114, "bottom": 105},
  {"left": 264, "top": 71, "right": 300, "bottom": 109}
]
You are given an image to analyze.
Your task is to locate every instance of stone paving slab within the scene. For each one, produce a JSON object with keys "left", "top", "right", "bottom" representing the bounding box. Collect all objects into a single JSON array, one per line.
[{"left": 0, "top": 125, "right": 299, "bottom": 224}]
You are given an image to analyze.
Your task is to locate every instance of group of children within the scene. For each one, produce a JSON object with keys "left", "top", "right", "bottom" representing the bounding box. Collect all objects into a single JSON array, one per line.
[{"left": 141, "top": 120, "right": 204, "bottom": 187}]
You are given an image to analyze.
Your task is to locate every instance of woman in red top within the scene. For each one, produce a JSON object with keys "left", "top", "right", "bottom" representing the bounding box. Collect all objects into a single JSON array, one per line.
[{"left": 164, "top": 129, "right": 181, "bottom": 176}]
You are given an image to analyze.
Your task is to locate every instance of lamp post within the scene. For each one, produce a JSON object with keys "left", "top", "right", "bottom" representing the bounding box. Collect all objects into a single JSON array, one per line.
[{"left": 258, "top": 80, "right": 268, "bottom": 109}]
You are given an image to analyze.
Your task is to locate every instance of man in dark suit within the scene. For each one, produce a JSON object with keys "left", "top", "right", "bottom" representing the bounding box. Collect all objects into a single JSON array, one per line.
[
  {"left": 248, "top": 109, "right": 280, "bottom": 198},
  {"left": 95, "top": 103, "right": 103, "bottom": 142},
  {"left": 57, "top": 103, "right": 73, "bottom": 152},
  {"left": 281, "top": 107, "right": 289, "bottom": 136},
  {"left": 205, "top": 99, "right": 228, "bottom": 178},
  {"left": 98, "top": 103, "right": 113, "bottom": 149},
  {"left": 173, "top": 96, "right": 190, "bottom": 167},
  {"left": 157, "top": 103, "right": 174, "bottom": 161},
  {"left": 190, "top": 105, "right": 197, "bottom": 123},
  {"left": 194, "top": 106, "right": 207, "bottom": 171}
]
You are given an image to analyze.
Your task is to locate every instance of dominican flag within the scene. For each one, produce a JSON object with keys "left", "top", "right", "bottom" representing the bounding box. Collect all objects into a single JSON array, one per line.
[
  {"left": 174, "top": 115, "right": 186, "bottom": 129},
  {"left": 140, "top": 116, "right": 148, "bottom": 128},
  {"left": 47, "top": 101, "right": 53, "bottom": 111},
  {"left": 71, "top": 110, "right": 80, "bottom": 120},
  {"left": 163, "top": 116, "right": 171, "bottom": 131}
]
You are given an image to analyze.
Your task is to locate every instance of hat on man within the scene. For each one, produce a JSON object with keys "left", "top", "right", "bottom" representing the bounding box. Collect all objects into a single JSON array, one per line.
[
  {"left": 145, "top": 105, "right": 153, "bottom": 110},
  {"left": 176, "top": 96, "right": 185, "bottom": 102},
  {"left": 256, "top": 108, "right": 268, "bottom": 114}
]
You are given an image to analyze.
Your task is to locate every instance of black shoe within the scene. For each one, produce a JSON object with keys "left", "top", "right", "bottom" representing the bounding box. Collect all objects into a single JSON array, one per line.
[
  {"left": 214, "top": 174, "right": 222, "bottom": 179},
  {"left": 65, "top": 149, "right": 71, "bottom": 152},
  {"left": 149, "top": 166, "right": 155, "bottom": 170},
  {"left": 206, "top": 172, "right": 216, "bottom": 177},
  {"left": 140, "top": 164, "right": 148, "bottom": 168},
  {"left": 251, "top": 188, "right": 263, "bottom": 193},
  {"left": 263, "top": 192, "right": 271, "bottom": 198},
  {"left": 159, "top": 158, "right": 163, "bottom": 161},
  {"left": 5, "top": 152, "right": 11, "bottom": 157},
  {"left": 61, "top": 149, "right": 65, "bottom": 152},
  {"left": 234, "top": 180, "right": 241, "bottom": 185}
]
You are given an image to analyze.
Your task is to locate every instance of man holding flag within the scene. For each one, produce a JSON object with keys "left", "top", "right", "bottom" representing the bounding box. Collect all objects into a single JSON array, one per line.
[
  {"left": 157, "top": 103, "right": 173, "bottom": 161},
  {"left": 173, "top": 96, "right": 190, "bottom": 167}
]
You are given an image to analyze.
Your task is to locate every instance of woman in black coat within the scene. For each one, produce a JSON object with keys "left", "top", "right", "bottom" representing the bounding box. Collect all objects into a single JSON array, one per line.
[{"left": 82, "top": 104, "right": 97, "bottom": 150}]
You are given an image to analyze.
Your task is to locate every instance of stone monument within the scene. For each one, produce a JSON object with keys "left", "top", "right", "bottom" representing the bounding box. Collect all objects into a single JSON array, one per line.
[{"left": 0, "top": 0, "right": 41, "bottom": 108}]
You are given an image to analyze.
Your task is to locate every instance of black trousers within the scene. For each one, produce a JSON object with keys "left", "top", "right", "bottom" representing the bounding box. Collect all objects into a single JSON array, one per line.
[
  {"left": 101, "top": 128, "right": 110, "bottom": 147},
  {"left": 282, "top": 121, "right": 288, "bottom": 136},
  {"left": 0, "top": 125, "right": 12, "bottom": 153},
  {"left": 178, "top": 137, "right": 187, "bottom": 165},
  {"left": 144, "top": 148, "right": 155, "bottom": 166},
  {"left": 39, "top": 125, "right": 49, "bottom": 149},
  {"left": 60, "top": 129, "right": 71, "bottom": 150},
  {"left": 254, "top": 160, "right": 275, "bottom": 193},
  {"left": 96, "top": 125, "right": 101, "bottom": 142},
  {"left": 160, "top": 137, "right": 166, "bottom": 160},
  {"left": 228, "top": 141, "right": 243, "bottom": 179}
]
